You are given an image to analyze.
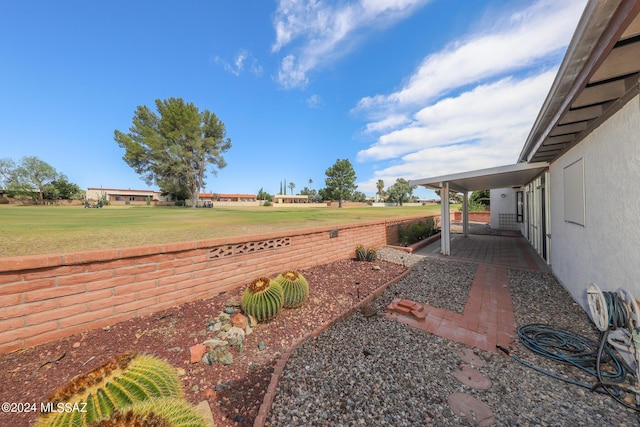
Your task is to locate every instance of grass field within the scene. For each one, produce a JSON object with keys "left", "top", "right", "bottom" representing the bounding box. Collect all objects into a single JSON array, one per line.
[{"left": 0, "top": 204, "right": 447, "bottom": 258}]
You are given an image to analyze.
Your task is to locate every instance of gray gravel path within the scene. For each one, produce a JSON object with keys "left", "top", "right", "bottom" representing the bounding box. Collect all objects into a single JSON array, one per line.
[{"left": 266, "top": 247, "right": 640, "bottom": 426}]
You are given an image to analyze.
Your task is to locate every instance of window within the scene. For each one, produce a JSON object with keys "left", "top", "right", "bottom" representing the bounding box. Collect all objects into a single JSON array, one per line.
[
  {"left": 516, "top": 191, "right": 524, "bottom": 223},
  {"left": 563, "top": 158, "right": 585, "bottom": 226}
]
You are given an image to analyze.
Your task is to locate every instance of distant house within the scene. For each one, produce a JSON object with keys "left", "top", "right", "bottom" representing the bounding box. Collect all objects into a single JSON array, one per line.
[
  {"left": 273, "top": 195, "right": 309, "bottom": 204},
  {"left": 199, "top": 193, "right": 257, "bottom": 202},
  {"left": 410, "top": 0, "right": 640, "bottom": 309},
  {"left": 86, "top": 187, "right": 168, "bottom": 204}
]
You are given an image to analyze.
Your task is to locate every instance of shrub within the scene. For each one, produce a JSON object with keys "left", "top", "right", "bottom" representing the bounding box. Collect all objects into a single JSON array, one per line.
[{"left": 398, "top": 219, "right": 436, "bottom": 246}]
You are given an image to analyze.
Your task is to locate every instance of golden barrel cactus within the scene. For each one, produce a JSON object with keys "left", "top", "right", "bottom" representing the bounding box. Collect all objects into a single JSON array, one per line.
[
  {"left": 274, "top": 270, "right": 309, "bottom": 308},
  {"left": 34, "top": 351, "right": 183, "bottom": 427},
  {"left": 241, "top": 276, "right": 284, "bottom": 322}
]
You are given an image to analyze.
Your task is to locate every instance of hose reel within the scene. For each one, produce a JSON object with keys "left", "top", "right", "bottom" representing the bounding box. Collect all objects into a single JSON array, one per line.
[{"left": 587, "top": 283, "right": 640, "bottom": 409}]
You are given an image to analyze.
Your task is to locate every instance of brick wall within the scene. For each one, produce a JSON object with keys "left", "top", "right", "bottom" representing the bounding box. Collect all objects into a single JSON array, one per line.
[
  {"left": 0, "top": 215, "right": 435, "bottom": 353},
  {"left": 452, "top": 211, "right": 490, "bottom": 223}
]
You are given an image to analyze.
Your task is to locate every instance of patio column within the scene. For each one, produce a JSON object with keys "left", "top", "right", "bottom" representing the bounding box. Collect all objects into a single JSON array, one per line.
[
  {"left": 441, "top": 182, "right": 451, "bottom": 255},
  {"left": 462, "top": 191, "right": 469, "bottom": 237}
]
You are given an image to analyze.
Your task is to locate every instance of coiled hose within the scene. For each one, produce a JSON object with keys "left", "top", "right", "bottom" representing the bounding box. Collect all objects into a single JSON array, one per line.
[{"left": 498, "top": 290, "right": 640, "bottom": 412}]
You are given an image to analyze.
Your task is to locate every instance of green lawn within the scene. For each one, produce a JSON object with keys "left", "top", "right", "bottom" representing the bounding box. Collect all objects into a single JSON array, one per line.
[{"left": 0, "top": 204, "right": 445, "bottom": 257}]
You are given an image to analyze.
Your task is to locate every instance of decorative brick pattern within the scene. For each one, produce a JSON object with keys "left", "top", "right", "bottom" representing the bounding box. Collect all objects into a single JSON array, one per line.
[{"left": 208, "top": 238, "right": 291, "bottom": 259}]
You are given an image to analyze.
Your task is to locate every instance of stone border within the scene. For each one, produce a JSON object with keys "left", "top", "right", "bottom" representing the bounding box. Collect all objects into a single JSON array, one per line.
[{"left": 252, "top": 266, "right": 412, "bottom": 427}]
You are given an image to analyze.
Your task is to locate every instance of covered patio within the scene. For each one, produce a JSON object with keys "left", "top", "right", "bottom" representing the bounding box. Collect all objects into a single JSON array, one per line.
[{"left": 409, "top": 162, "right": 548, "bottom": 256}]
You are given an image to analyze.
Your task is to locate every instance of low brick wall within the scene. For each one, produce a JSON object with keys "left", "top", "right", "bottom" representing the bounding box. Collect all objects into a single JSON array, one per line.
[
  {"left": 452, "top": 211, "right": 490, "bottom": 223},
  {"left": 0, "top": 215, "right": 435, "bottom": 353}
]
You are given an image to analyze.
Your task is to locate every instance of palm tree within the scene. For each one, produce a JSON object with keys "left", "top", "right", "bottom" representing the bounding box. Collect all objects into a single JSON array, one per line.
[
  {"left": 376, "top": 179, "right": 385, "bottom": 202},
  {"left": 289, "top": 182, "right": 296, "bottom": 195}
]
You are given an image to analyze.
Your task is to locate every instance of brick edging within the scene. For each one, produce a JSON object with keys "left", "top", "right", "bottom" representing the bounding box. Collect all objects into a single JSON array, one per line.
[
  {"left": 385, "top": 232, "right": 442, "bottom": 254},
  {"left": 252, "top": 266, "right": 412, "bottom": 427}
]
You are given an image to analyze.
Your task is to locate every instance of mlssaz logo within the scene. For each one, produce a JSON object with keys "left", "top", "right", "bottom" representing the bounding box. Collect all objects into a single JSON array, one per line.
[{"left": 40, "top": 402, "right": 88, "bottom": 413}]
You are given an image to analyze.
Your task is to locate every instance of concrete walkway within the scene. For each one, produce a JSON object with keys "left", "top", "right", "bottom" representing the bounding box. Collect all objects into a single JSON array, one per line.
[{"left": 386, "top": 233, "right": 548, "bottom": 354}]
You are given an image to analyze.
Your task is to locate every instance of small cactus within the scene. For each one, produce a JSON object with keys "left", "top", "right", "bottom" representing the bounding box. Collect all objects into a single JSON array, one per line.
[
  {"left": 34, "top": 351, "right": 183, "bottom": 427},
  {"left": 355, "top": 244, "right": 367, "bottom": 261},
  {"left": 241, "top": 276, "right": 284, "bottom": 322},
  {"left": 274, "top": 270, "right": 309, "bottom": 308},
  {"left": 90, "top": 398, "right": 208, "bottom": 427},
  {"left": 366, "top": 247, "right": 378, "bottom": 262}
]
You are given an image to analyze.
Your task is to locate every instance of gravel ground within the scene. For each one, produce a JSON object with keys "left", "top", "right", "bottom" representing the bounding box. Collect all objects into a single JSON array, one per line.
[{"left": 266, "top": 247, "right": 640, "bottom": 426}]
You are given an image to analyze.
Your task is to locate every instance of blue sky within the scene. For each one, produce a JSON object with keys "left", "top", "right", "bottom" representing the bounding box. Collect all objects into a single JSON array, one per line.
[{"left": 0, "top": 0, "right": 586, "bottom": 199}]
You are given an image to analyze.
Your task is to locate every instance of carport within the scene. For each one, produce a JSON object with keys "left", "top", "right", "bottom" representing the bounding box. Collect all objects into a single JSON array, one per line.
[{"left": 409, "top": 162, "right": 548, "bottom": 255}]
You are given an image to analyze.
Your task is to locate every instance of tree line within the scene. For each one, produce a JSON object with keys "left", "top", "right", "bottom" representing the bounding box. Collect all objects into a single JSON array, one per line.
[
  {"left": 0, "top": 156, "right": 84, "bottom": 204},
  {"left": 256, "top": 159, "right": 418, "bottom": 208}
]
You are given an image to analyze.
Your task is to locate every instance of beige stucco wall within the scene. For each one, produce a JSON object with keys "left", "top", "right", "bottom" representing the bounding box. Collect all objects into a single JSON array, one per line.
[{"left": 549, "top": 94, "right": 640, "bottom": 309}]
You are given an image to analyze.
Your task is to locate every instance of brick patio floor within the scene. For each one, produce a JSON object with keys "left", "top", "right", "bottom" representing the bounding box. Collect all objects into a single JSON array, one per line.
[{"left": 386, "top": 233, "right": 548, "bottom": 353}]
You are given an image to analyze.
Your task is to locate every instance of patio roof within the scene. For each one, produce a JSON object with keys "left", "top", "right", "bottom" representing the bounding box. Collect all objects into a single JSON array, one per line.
[
  {"left": 409, "top": 162, "right": 549, "bottom": 193},
  {"left": 519, "top": 0, "right": 640, "bottom": 163}
]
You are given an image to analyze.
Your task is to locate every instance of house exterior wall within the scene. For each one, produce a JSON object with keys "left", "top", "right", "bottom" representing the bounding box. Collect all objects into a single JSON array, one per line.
[
  {"left": 548, "top": 94, "right": 640, "bottom": 309},
  {"left": 489, "top": 188, "right": 517, "bottom": 230},
  {"left": 86, "top": 188, "right": 167, "bottom": 204}
]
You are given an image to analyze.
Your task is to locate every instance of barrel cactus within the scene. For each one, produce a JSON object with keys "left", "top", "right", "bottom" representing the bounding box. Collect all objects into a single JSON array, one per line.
[
  {"left": 241, "top": 276, "right": 284, "bottom": 322},
  {"left": 366, "top": 247, "right": 378, "bottom": 262},
  {"left": 274, "top": 270, "right": 309, "bottom": 308},
  {"left": 355, "top": 244, "right": 367, "bottom": 261},
  {"left": 90, "top": 398, "right": 208, "bottom": 427},
  {"left": 35, "top": 351, "right": 183, "bottom": 427}
]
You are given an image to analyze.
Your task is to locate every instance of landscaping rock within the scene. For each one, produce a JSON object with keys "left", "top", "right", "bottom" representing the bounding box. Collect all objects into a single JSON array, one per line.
[
  {"left": 360, "top": 305, "right": 377, "bottom": 318},
  {"left": 227, "top": 326, "right": 245, "bottom": 340},
  {"left": 231, "top": 313, "right": 248, "bottom": 329},
  {"left": 190, "top": 343, "right": 207, "bottom": 363},
  {"left": 203, "top": 339, "right": 228, "bottom": 348},
  {"left": 447, "top": 392, "right": 495, "bottom": 426},
  {"left": 224, "top": 296, "right": 242, "bottom": 307},
  {"left": 248, "top": 314, "right": 257, "bottom": 327},
  {"left": 194, "top": 401, "right": 215, "bottom": 427},
  {"left": 206, "top": 347, "right": 234, "bottom": 366}
]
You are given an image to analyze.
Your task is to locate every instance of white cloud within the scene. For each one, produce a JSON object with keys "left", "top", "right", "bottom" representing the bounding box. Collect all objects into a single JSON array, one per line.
[
  {"left": 357, "top": 71, "right": 556, "bottom": 161},
  {"left": 354, "top": 0, "right": 587, "bottom": 191},
  {"left": 272, "top": 0, "right": 430, "bottom": 89},
  {"left": 215, "top": 50, "right": 263, "bottom": 77},
  {"left": 355, "top": 0, "right": 584, "bottom": 113},
  {"left": 306, "top": 94, "right": 324, "bottom": 108}
]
